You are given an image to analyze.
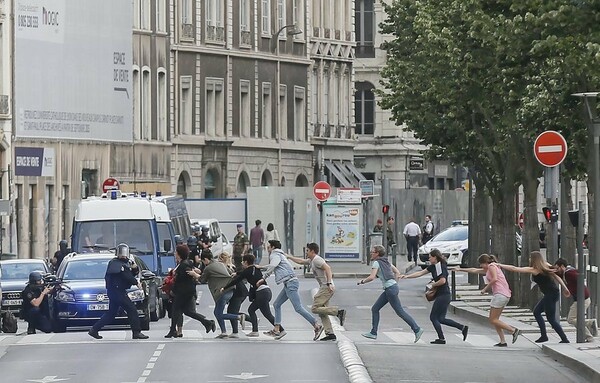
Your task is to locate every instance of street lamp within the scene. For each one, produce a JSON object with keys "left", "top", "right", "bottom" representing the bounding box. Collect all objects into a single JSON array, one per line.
[
  {"left": 572, "top": 92, "right": 600, "bottom": 321},
  {"left": 272, "top": 24, "right": 302, "bottom": 185}
]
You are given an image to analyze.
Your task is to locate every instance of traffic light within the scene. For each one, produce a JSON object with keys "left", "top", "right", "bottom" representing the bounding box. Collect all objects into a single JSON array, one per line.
[
  {"left": 382, "top": 205, "right": 390, "bottom": 214},
  {"left": 542, "top": 207, "right": 552, "bottom": 223}
]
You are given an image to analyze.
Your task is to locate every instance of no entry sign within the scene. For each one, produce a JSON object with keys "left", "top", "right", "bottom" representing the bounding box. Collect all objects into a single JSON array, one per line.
[
  {"left": 102, "top": 177, "right": 120, "bottom": 193},
  {"left": 534, "top": 131, "right": 567, "bottom": 167},
  {"left": 313, "top": 181, "right": 331, "bottom": 202}
]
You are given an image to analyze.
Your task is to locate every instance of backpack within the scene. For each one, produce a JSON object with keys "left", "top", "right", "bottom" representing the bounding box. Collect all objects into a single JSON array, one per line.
[
  {"left": 1, "top": 311, "right": 18, "bottom": 333},
  {"left": 161, "top": 269, "right": 176, "bottom": 297}
]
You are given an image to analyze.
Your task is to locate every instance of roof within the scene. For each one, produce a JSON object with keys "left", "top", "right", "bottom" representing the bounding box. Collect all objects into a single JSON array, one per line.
[{"left": 75, "top": 197, "right": 156, "bottom": 221}]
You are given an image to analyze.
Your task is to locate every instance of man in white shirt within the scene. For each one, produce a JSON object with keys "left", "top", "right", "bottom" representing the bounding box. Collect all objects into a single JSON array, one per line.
[
  {"left": 403, "top": 218, "right": 421, "bottom": 263},
  {"left": 422, "top": 215, "right": 434, "bottom": 244}
]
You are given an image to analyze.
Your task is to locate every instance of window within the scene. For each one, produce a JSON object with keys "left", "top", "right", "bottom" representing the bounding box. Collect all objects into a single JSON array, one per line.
[
  {"left": 206, "top": 78, "right": 224, "bottom": 137},
  {"left": 277, "top": 0, "right": 286, "bottom": 36},
  {"left": 312, "top": 0, "right": 320, "bottom": 29},
  {"left": 354, "top": 82, "right": 375, "bottom": 135},
  {"left": 141, "top": 0, "right": 151, "bottom": 30},
  {"left": 311, "top": 69, "right": 319, "bottom": 129},
  {"left": 260, "top": 83, "right": 272, "bottom": 138},
  {"left": 142, "top": 68, "right": 151, "bottom": 140},
  {"left": 132, "top": 68, "right": 140, "bottom": 139},
  {"left": 181, "top": 0, "right": 192, "bottom": 24},
  {"left": 240, "top": 0, "right": 250, "bottom": 31},
  {"left": 294, "top": 86, "right": 305, "bottom": 141},
  {"left": 240, "top": 80, "right": 250, "bottom": 137},
  {"left": 156, "top": 0, "right": 166, "bottom": 32},
  {"left": 206, "top": 0, "right": 223, "bottom": 26},
  {"left": 279, "top": 85, "right": 287, "bottom": 140},
  {"left": 180, "top": 76, "right": 192, "bottom": 135},
  {"left": 261, "top": 0, "right": 271, "bottom": 35},
  {"left": 292, "top": 0, "right": 304, "bottom": 39},
  {"left": 157, "top": 70, "right": 167, "bottom": 141},
  {"left": 133, "top": 0, "right": 140, "bottom": 28},
  {"left": 355, "top": 0, "right": 375, "bottom": 57}
]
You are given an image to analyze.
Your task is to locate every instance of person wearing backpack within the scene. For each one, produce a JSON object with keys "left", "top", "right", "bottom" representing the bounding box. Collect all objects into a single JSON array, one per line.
[{"left": 21, "top": 271, "right": 53, "bottom": 334}]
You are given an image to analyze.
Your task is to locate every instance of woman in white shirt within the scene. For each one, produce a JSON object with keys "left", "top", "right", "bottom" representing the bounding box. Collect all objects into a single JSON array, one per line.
[{"left": 264, "top": 223, "right": 279, "bottom": 248}]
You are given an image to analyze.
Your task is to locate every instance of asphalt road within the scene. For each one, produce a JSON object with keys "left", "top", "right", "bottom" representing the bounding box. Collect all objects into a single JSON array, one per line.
[{"left": 0, "top": 272, "right": 590, "bottom": 383}]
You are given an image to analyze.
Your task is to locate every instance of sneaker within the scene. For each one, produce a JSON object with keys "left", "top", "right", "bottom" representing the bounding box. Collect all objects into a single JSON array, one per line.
[
  {"left": 320, "top": 334, "right": 337, "bottom": 341},
  {"left": 238, "top": 314, "right": 246, "bottom": 331},
  {"left": 337, "top": 309, "right": 347, "bottom": 327},
  {"left": 462, "top": 325, "right": 469, "bottom": 341},
  {"left": 512, "top": 328, "right": 521, "bottom": 344},
  {"left": 430, "top": 339, "right": 446, "bottom": 344},
  {"left": 535, "top": 336, "right": 549, "bottom": 343},
  {"left": 361, "top": 332, "right": 377, "bottom": 340},
  {"left": 414, "top": 328, "right": 424, "bottom": 343},
  {"left": 215, "top": 333, "right": 228, "bottom": 339},
  {"left": 263, "top": 329, "right": 277, "bottom": 337},
  {"left": 88, "top": 330, "right": 102, "bottom": 339},
  {"left": 313, "top": 324, "right": 324, "bottom": 341},
  {"left": 274, "top": 330, "right": 287, "bottom": 340},
  {"left": 246, "top": 331, "right": 260, "bottom": 337},
  {"left": 132, "top": 332, "right": 149, "bottom": 340},
  {"left": 228, "top": 333, "right": 239, "bottom": 339},
  {"left": 494, "top": 342, "right": 508, "bottom": 347}
]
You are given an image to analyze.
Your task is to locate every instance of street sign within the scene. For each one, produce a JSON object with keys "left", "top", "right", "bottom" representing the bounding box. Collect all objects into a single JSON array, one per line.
[
  {"left": 534, "top": 130, "right": 568, "bottom": 167},
  {"left": 313, "top": 181, "right": 331, "bottom": 202},
  {"left": 337, "top": 188, "right": 361, "bottom": 204},
  {"left": 359, "top": 180, "right": 374, "bottom": 197},
  {"left": 102, "top": 177, "right": 120, "bottom": 193}
]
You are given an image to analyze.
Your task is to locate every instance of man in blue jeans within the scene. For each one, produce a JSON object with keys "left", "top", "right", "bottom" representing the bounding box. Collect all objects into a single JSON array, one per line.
[{"left": 257, "top": 240, "right": 323, "bottom": 340}]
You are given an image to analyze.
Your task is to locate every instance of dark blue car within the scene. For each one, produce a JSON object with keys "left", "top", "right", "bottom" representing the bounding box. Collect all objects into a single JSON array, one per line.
[{"left": 50, "top": 253, "right": 159, "bottom": 332}]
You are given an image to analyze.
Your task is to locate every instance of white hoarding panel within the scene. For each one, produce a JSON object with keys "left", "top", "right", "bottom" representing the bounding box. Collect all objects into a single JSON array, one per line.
[{"left": 15, "top": 0, "right": 132, "bottom": 142}]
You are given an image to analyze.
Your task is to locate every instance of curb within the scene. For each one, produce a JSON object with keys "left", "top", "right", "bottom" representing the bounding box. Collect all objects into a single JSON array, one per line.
[{"left": 542, "top": 344, "right": 600, "bottom": 383}]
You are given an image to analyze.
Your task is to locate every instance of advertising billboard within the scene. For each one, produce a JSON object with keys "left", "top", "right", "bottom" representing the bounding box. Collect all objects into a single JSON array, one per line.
[
  {"left": 14, "top": 0, "right": 132, "bottom": 142},
  {"left": 323, "top": 204, "right": 362, "bottom": 261},
  {"left": 14, "top": 146, "right": 55, "bottom": 176}
]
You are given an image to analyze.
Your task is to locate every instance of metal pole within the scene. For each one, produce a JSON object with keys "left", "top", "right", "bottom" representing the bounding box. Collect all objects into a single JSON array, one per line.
[
  {"left": 594, "top": 122, "right": 600, "bottom": 319},
  {"left": 577, "top": 201, "right": 586, "bottom": 343},
  {"left": 319, "top": 201, "right": 324, "bottom": 258}
]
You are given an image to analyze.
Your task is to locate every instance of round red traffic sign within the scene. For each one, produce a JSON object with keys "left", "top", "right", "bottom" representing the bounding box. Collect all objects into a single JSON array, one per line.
[
  {"left": 313, "top": 181, "right": 331, "bottom": 202},
  {"left": 534, "top": 130, "right": 567, "bottom": 167},
  {"left": 102, "top": 177, "right": 120, "bottom": 193}
]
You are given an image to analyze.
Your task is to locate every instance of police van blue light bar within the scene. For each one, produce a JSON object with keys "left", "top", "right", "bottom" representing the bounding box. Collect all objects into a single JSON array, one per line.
[
  {"left": 110, "top": 191, "right": 118, "bottom": 200},
  {"left": 140, "top": 192, "right": 147, "bottom": 198},
  {"left": 155, "top": 191, "right": 162, "bottom": 197}
]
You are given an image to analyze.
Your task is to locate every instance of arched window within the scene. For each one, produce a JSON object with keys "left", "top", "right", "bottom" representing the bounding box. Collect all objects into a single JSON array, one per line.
[
  {"left": 237, "top": 171, "right": 251, "bottom": 196},
  {"left": 295, "top": 174, "right": 309, "bottom": 187},
  {"left": 205, "top": 169, "right": 219, "bottom": 199},
  {"left": 354, "top": 81, "right": 375, "bottom": 135},
  {"left": 261, "top": 170, "right": 273, "bottom": 186},
  {"left": 176, "top": 172, "right": 189, "bottom": 198}
]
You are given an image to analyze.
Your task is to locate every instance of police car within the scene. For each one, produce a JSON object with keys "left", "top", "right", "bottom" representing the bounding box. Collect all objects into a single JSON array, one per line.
[
  {"left": 49, "top": 253, "right": 159, "bottom": 332},
  {"left": 0, "top": 259, "right": 51, "bottom": 315}
]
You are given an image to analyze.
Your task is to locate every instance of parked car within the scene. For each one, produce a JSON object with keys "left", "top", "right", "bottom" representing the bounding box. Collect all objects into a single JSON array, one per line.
[
  {"left": 0, "top": 259, "right": 51, "bottom": 315},
  {"left": 49, "top": 253, "right": 158, "bottom": 332},
  {"left": 417, "top": 225, "right": 469, "bottom": 269}
]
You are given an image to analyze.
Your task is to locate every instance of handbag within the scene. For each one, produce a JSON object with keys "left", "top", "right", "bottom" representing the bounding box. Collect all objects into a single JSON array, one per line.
[
  {"left": 425, "top": 285, "right": 438, "bottom": 301},
  {"left": 1, "top": 310, "right": 18, "bottom": 333}
]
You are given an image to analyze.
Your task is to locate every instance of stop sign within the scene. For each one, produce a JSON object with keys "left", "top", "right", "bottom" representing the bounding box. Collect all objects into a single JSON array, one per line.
[
  {"left": 534, "top": 131, "right": 568, "bottom": 167},
  {"left": 102, "top": 177, "right": 120, "bottom": 193},
  {"left": 313, "top": 181, "right": 331, "bottom": 202}
]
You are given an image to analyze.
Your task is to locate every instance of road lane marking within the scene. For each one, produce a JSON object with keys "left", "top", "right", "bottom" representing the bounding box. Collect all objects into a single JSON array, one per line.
[
  {"left": 156, "top": 343, "right": 165, "bottom": 350},
  {"left": 141, "top": 370, "right": 151, "bottom": 376},
  {"left": 149, "top": 357, "right": 158, "bottom": 362},
  {"left": 145, "top": 363, "right": 154, "bottom": 369},
  {"left": 152, "top": 350, "right": 161, "bottom": 357}
]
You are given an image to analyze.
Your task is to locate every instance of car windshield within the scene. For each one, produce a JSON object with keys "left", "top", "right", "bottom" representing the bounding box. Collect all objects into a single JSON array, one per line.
[
  {"left": 0, "top": 263, "right": 46, "bottom": 280},
  {"left": 77, "top": 220, "right": 155, "bottom": 254},
  {"left": 62, "top": 259, "right": 109, "bottom": 280},
  {"left": 433, "top": 226, "right": 468, "bottom": 242}
]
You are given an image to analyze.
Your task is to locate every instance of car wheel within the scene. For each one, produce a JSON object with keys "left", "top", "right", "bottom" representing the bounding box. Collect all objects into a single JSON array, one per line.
[{"left": 150, "top": 291, "right": 160, "bottom": 322}]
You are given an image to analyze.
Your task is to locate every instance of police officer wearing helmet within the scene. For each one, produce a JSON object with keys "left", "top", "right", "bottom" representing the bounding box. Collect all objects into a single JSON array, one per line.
[
  {"left": 187, "top": 235, "right": 201, "bottom": 267},
  {"left": 88, "top": 244, "right": 149, "bottom": 340},
  {"left": 21, "top": 271, "right": 53, "bottom": 334},
  {"left": 199, "top": 226, "right": 212, "bottom": 250},
  {"left": 174, "top": 235, "right": 185, "bottom": 246}
]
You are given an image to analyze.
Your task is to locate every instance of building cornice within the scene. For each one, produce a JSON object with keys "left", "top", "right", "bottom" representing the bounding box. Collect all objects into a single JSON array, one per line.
[{"left": 171, "top": 44, "right": 312, "bottom": 65}]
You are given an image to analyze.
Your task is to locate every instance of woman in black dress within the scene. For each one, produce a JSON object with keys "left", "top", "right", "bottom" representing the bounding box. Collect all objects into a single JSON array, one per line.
[{"left": 165, "top": 245, "right": 215, "bottom": 338}]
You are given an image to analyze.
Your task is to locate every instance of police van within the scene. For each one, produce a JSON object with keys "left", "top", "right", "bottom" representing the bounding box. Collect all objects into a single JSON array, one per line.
[{"left": 70, "top": 191, "right": 184, "bottom": 317}]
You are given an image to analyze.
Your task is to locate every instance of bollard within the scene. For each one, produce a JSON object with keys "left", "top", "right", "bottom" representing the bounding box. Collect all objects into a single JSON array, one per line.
[{"left": 451, "top": 270, "right": 456, "bottom": 301}]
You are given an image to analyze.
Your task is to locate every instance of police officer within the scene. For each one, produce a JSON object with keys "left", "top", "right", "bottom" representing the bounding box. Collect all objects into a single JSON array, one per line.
[
  {"left": 198, "top": 226, "right": 212, "bottom": 250},
  {"left": 174, "top": 235, "right": 185, "bottom": 246},
  {"left": 233, "top": 224, "right": 249, "bottom": 272},
  {"left": 88, "top": 244, "right": 149, "bottom": 340},
  {"left": 51, "top": 240, "right": 70, "bottom": 272},
  {"left": 21, "top": 271, "right": 53, "bottom": 334},
  {"left": 187, "top": 236, "right": 201, "bottom": 267}
]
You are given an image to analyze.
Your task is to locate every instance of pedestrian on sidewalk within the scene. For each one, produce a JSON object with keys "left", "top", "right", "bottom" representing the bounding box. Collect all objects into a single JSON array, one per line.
[
  {"left": 403, "top": 218, "right": 421, "bottom": 263},
  {"left": 554, "top": 258, "right": 597, "bottom": 342},
  {"left": 498, "top": 251, "right": 570, "bottom": 343},
  {"left": 401, "top": 249, "right": 468, "bottom": 345},
  {"left": 454, "top": 254, "right": 520, "bottom": 347},
  {"left": 358, "top": 245, "right": 424, "bottom": 343},
  {"left": 221, "top": 253, "right": 282, "bottom": 337},
  {"left": 373, "top": 219, "right": 383, "bottom": 233},
  {"left": 287, "top": 242, "right": 346, "bottom": 341},
  {"left": 165, "top": 245, "right": 216, "bottom": 338},
  {"left": 256, "top": 240, "right": 323, "bottom": 341}
]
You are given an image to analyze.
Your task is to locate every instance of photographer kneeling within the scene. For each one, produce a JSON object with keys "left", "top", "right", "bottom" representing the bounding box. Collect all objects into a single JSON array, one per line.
[{"left": 21, "top": 271, "right": 53, "bottom": 334}]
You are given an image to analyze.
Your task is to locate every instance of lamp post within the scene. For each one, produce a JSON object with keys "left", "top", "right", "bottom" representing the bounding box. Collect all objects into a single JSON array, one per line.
[
  {"left": 272, "top": 25, "right": 302, "bottom": 185},
  {"left": 572, "top": 92, "right": 600, "bottom": 319}
]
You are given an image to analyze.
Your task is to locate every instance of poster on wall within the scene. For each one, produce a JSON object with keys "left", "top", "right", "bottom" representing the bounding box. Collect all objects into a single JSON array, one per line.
[
  {"left": 323, "top": 204, "right": 362, "bottom": 261},
  {"left": 14, "top": 0, "right": 132, "bottom": 142}
]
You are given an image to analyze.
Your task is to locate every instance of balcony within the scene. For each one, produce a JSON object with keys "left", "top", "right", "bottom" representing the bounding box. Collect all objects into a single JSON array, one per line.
[
  {"left": 0, "top": 95, "right": 8, "bottom": 115},
  {"left": 313, "top": 123, "right": 321, "bottom": 137},
  {"left": 207, "top": 25, "right": 225, "bottom": 42},
  {"left": 324, "top": 28, "right": 331, "bottom": 39},
  {"left": 313, "top": 27, "right": 320, "bottom": 38},
  {"left": 181, "top": 23, "right": 194, "bottom": 40},
  {"left": 240, "top": 30, "right": 251, "bottom": 46},
  {"left": 335, "top": 30, "right": 341, "bottom": 40},
  {"left": 324, "top": 124, "right": 332, "bottom": 137}
]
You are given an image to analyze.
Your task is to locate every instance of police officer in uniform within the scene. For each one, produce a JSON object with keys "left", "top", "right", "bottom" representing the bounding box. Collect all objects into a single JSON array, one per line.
[
  {"left": 198, "top": 226, "right": 212, "bottom": 250},
  {"left": 88, "top": 244, "right": 149, "bottom": 339},
  {"left": 51, "top": 240, "right": 70, "bottom": 272},
  {"left": 232, "top": 224, "right": 249, "bottom": 272},
  {"left": 21, "top": 271, "right": 53, "bottom": 334},
  {"left": 187, "top": 236, "right": 201, "bottom": 268}
]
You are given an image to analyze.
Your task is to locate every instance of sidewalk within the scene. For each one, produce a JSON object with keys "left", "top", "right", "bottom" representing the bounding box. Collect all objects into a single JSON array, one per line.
[
  {"left": 302, "top": 253, "right": 417, "bottom": 279},
  {"left": 450, "top": 283, "right": 600, "bottom": 383}
]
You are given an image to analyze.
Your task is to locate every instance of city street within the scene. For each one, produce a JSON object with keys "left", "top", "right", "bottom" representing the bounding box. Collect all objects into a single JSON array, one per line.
[{"left": 0, "top": 272, "right": 589, "bottom": 383}]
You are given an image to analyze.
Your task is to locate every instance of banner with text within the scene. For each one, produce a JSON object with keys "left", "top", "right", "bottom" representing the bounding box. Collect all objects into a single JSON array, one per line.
[
  {"left": 14, "top": 0, "right": 132, "bottom": 142},
  {"left": 323, "top": 205, "right": 362, "bottom": 261},
  {"left": 15, "top": 147, "right": 55, "bottom": 176}
]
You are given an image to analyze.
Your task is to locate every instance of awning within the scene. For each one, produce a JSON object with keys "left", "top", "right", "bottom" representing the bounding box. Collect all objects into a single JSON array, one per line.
[{"left": 324, "top": 160, "right": 366, "bottom": 187}]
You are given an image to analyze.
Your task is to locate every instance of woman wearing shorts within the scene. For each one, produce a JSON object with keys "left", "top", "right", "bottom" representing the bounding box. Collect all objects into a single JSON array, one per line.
[{"left": 455, "top": 254, "right": 520, "bottom": 347}]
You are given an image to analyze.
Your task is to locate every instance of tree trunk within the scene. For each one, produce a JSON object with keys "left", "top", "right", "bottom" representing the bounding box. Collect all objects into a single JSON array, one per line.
[
  {"left": 490, "top": 189, "right": 517, "bottom": 301},
  {"left": 468, "top": 173, "right": 490, "bottom": 285}
]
